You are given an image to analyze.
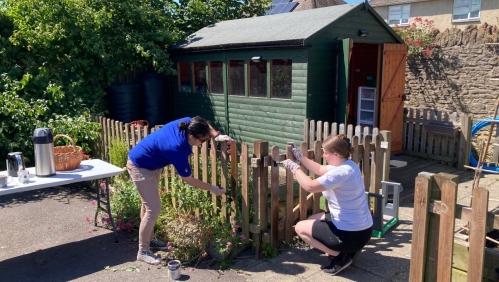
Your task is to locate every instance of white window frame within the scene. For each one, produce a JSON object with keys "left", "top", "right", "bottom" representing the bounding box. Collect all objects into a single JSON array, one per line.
[
  {"left": 452, "top": 0, "right": 481, "bottom": 22},
  {"left": 388, "top": 4, "right": 411, "bottom": 27}
]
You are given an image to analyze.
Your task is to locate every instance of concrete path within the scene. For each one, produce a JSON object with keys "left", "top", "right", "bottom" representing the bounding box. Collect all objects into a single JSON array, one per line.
[{"left": 1, "top": 156, "right": 498, "bottom": 282}]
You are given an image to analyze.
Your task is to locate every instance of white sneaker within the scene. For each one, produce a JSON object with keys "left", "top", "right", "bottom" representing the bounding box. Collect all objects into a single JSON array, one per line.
[{"left": 137, "top": 249, "right": 162, "bottom": 265}]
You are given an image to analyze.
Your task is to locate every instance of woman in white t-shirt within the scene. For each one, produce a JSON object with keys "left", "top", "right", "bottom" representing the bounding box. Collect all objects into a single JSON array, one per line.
[{"left": 281, "top": 134, "right": 373, "bottom": 276}]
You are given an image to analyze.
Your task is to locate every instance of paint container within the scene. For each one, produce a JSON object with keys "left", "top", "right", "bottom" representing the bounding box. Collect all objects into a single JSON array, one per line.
[{"left": 168, "top": 260, "right": 181, "bottom": 280}]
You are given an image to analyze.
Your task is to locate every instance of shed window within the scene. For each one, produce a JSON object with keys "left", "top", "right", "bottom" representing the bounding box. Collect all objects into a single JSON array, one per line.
[
  {"left": 193, "top": 62, "right": 206, "bottom": 94},
  {"left": 452, "top": 0, "right": 481, "bottom": 21},
  {"left": 388, "top": 5, "right": 410, "bottom": 26},
  {"left": 271, "top": 59, "right": 292, "bottom": 99},
  {"left": 178, "top": 62, "right": 192, "bottom": 92},
  {"left": 229, "top": 60, "right": 245, "bottom": 96},
  {"left": 209, "top": 61, "right": 223, "bottom": 94},
  {"left": 249, "top": 60, "right": 267, "bottom": 97}
]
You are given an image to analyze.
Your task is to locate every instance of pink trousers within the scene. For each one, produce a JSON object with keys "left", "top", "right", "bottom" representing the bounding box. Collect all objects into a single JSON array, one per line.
[{"left": 126, "top": 159, "right": 163, "bottom": 250}]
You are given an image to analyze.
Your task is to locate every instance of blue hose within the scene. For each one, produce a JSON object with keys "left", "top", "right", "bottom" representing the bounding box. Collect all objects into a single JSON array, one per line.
[{"left": 469, "top": 116, "right": 499, "bottom": 172}]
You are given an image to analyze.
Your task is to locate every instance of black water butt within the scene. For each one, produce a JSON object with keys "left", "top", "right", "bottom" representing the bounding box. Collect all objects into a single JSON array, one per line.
[
  {"left": 105, "top": 84, "right": 141, "bottom": 123},
  {"left": 141, "top": 72, "right": 168, "bottom": 127}
]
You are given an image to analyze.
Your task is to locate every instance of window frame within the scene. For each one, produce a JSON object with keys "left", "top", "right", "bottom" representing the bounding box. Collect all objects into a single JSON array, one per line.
[
  {"left": 193, "top": 61, "right": 207, "bottom": 94},
  {"left": 387, "top": 4, "right": 411, "bottom": 27},
  {"left": 248, "top": 59, "right": 268, "bottom": 98},
  {"left": 452, "top": 0, "right": 481, "bottom": 22},
  {"left": 177, "top": 61, "right": 192, "bottom": 93},
  {"left": 208, "top": 61, "right": 224, "bottom": 95},
  {"left": 270, "top": 59, "right": 292, "bottom": 99},
  {"left": 228, "top": 60, "right": 246, "bottom": 96}
]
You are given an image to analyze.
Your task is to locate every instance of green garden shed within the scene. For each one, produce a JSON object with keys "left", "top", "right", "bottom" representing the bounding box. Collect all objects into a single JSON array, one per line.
[{"left": 168, "top": 2, "right": 407, "bottom": 153}]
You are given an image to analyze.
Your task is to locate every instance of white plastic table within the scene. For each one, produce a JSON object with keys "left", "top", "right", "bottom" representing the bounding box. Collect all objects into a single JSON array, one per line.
[{"left": 0, "top": 159, "right": 124, "bottom": 242}]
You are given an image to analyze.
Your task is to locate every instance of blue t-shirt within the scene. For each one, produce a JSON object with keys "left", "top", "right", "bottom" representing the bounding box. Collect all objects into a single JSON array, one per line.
[{"left": 128, "top": 117, "right": 193, "bottom": 177}]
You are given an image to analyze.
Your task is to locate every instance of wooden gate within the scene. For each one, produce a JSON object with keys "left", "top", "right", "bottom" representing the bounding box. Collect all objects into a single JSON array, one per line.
[{"left": 379, "top": 43, "right": 407, "bottom": 154}]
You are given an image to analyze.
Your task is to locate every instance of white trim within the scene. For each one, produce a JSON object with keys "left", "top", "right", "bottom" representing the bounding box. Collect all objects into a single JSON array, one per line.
[{"left": 369, "top": 0, "right": 431, "bottom": 7}]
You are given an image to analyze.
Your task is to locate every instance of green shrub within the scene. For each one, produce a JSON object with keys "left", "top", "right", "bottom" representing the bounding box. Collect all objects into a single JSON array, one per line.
[
  {"left": 109, "top": 177, "right": 142, "bottom": 232},
  {"left": 109, "top": 138, "right": 128, "bottom": 169}
]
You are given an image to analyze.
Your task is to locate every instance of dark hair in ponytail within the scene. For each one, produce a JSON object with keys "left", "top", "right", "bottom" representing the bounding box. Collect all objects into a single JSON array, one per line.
[
  {"left": 322, "top": 134, "right": 354, "bottom": 159},
  {"left": 178, "top": 116, "right": 211, "bottom": 139}
]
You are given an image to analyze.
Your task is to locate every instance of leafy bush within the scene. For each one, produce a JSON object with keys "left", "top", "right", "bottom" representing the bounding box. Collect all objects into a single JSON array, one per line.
[
  {"left": 393, "top": 17, "right": 438, "bottom": 58},
  {"left": 109, "top": 177, "right": 142, "bottom": 232},
  {"left": 109, "top": 138, "right": 129, "bottom": 169},
  {"left": 0, "top": 0, "right": 176, "bottom": 167}
]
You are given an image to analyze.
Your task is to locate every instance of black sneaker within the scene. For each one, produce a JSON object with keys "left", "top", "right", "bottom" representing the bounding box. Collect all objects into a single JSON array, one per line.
[{"left": 322, "top": 253, "right": 353, "bottom": 276}]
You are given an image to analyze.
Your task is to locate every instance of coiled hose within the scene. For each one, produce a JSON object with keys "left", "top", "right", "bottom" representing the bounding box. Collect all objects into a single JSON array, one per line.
[{"left": 469, "top": 116, "right": 499, "bottom": 172}]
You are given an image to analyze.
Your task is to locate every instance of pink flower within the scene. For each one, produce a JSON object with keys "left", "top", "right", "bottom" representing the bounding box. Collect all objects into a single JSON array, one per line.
[
  {"left": 87, "top": 229, "right": 93, "bottom": 233},
  {"left": 99, "top": 182, "right": 106, "bottom": 188},
  {"left": 226, "top": 242, "right": 232, "bottom": 247},
  {"left": 231, "top": 232, "right": 236, "bottom": 237},
  {"left": 234, "top": 225, "right": 239, "bottom": 229},
  {"left": 414, "top": 40, "right": 421, "bottom": 46},
  {"left": 84, "top": 216, "right": 91, "bottom": 222},
  {"left": 240, "top": 235, "right": 246, "bottom": 240},
  {"left": 90, "top": 200, "right": 96, "bottom": 205},
  {"left": 405, "top": 39, "right": 412, "bottom": 45},
  {"left": 47, "top": 226, "right": 51, "bottom": 230},
  {"left": 190, "top": 267, "right": 195, "bottom": 271}
]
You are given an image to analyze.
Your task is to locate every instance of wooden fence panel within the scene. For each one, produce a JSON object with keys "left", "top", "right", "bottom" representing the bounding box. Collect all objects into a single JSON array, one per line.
[
  {"left": 271, "top": 146, "right": 280, "bottom": 247},
  {"left": 467, "top": 187, "right": 488, "bottom": 281},
  {"left": 402, "top": 108, "right": 471, "bottom": 167},
  {"left": 95, "top": 116, "right": 395, "bottom": 258}
]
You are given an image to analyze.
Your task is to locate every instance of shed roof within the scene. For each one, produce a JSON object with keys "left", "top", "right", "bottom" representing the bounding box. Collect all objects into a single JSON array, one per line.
[{"left": 171, "top": 3, "right": 365, "bottom": 51}]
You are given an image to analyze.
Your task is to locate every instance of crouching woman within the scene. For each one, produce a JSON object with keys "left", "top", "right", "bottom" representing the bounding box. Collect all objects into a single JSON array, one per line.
[{"left": 281, "top": 134, "right": 373, "bottom": 276}]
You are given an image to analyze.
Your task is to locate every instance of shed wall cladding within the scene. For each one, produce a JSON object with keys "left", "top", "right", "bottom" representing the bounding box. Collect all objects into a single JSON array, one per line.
[
  {"left": 172, "top": 53, "right": 228, "bottom": 131},
  {"left": 171, "top": 49, "right": 308, "bottom": 149},
  {"left": 320, "top": 7, "right": 401, "bottom": 44},
  {"left": 227, "top": 50, "right": 308, "bottom": 147}
]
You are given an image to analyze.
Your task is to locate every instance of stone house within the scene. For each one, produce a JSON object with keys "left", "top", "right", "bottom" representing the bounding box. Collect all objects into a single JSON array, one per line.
[{"left": 369, "top": 0, "right": 499, "bottom": 32}]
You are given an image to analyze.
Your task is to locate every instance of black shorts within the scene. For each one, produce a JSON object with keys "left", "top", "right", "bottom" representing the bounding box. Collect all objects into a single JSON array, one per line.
[{"left": 311, "top": 212, "right": 372, "bottom": 253}]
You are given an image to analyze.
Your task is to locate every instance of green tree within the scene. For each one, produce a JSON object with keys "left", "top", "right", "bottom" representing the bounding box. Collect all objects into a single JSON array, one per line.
[
  {"left": 171, "top": 0, "right": 271, "bottom": 39},
  {"left": 0, "top": 0, "right": 177, "bottom": 164}
]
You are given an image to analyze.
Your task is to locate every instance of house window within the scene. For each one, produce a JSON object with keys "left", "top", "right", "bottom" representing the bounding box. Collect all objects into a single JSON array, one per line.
[
  {"left": 209, "top": 61, "right": 223, "bottom": 94},
  {"left": 249, "top": 60, "right": 267, "bottom": 97},
  {"left": 178, "top": 62, "right": 192, "bottom": 92},
  {"left": 228, "top": 60, "right": 245, "bottom": 96},
  {"left": 193, "top": 62, "right": 206, "bottom": 94},
  {"left": 453, "top": 0, "right": 481, "bottom": 21},
  {"left": 388, "top": 5, "right": 410, "bottom": 26},
  {"left": 271, "top": 59, "right": 292, "bottom": 99}
]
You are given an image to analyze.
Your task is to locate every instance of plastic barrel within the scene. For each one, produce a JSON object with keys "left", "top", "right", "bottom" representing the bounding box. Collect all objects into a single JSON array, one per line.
[
  {"left": 105, "top": 84, "right": 141, "bottom": 123},
  {"left": 141, "top": 72, "right": 168, "bottom": 127}
]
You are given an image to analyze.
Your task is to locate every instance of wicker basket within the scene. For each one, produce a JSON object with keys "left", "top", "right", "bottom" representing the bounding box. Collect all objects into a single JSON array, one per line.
[{"left": 54, "top": 134, "right": 83, "bottom": 171}]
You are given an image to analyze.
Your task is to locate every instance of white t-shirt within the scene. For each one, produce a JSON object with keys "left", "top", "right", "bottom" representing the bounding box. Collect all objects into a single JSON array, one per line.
[{"left": 316, "top": 159, "right": 373, "bottom": 231}]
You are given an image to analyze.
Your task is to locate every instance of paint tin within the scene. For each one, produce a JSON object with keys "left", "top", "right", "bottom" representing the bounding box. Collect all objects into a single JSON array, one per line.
[{"left": 167, "top": 260, "right": 181, "bottom": 280}]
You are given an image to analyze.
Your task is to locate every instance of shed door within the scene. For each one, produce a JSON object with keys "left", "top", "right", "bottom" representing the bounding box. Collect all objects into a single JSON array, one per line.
[
  {"left": 336, "top": 38, "right": 352, "bottom": 123},
  {"left": 379, "top": 43, "right": 407, "bottom": 154}
]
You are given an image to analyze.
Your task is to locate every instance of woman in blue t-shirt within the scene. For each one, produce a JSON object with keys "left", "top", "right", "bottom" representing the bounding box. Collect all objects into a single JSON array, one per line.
[
  {"left": 280, "top": 134, "right": 373, "bottom": 276},
  {"left": 127, "top": 116, "right": 232, "bottom": 265}
]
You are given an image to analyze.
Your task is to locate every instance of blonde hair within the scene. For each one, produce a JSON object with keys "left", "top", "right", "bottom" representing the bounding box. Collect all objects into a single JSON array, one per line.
[{"left": 322, "top": 134, "right": 354, "bottom": 159}]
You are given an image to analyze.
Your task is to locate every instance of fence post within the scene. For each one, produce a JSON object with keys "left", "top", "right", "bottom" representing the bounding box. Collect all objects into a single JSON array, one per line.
[
  {"left": 270, "top": 145, "right": 280, "bottom": 247},
  {"left": 241, "top": 143, "right": 250, "bottom": 244},
  {"left": 380, "top": 130, "right": 392, "bottom": 181},
  {"left": 251, "top": 140, "right": 268, "bottom": 259},
  {"left": 299, "top": 142, "right": 308, "bottom": 221},
  {"left": 458, "top": 114, "right": 472, "bottom": 170},
  {"left": 409, "top": 172, "right": 433, "bottom": 282},
  {"left": 285, "top": 143, "right": 295, "bottom": 243}
]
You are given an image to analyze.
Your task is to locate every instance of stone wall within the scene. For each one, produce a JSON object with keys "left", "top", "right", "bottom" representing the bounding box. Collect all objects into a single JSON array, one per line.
[{"left": 404, "top": 25, "right": 499, "bottom": 120}]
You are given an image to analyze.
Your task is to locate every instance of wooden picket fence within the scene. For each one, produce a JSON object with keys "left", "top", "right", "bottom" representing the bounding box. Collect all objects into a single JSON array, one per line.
[
  {"left": 303, "top": 118, "right": 392, "bottom": 183},
  {"left": 94, "top": 116, "right": 392, "bottom": 258},
  {"left": 402, "top": 108, "right": 472, "bottom": 169},
  {"left": 409, "top": 172, "right": 499, "bottom": 281}
]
